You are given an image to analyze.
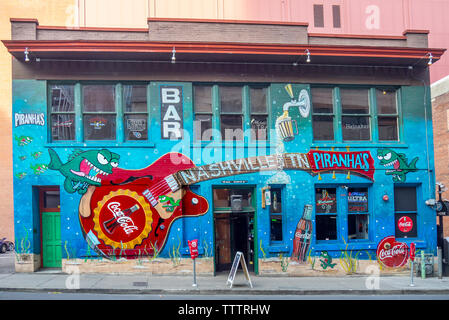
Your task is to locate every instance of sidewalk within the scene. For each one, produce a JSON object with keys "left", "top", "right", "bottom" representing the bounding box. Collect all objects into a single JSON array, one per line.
[{"left": 1, "top": 271, "right": 449, "bottom": 295}]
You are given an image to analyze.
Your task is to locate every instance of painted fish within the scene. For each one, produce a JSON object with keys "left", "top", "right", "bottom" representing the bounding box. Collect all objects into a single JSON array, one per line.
[
  {"left": 14, "top": 135, "right": 33, "bottom": 146},
  {"left": 31, "top": 151, "right": 42, "bottom": 159},
  {"left": 48, "top": 148, "right": 120, "bottom": 194},
  {"left": 30, "top": 163, "right": 48, "bottom": 175},
  {"left": 377, "top": 148, "right": 418, "bottom": 182},
  {"left": 15, "top": 172, "right": 27, "bottom": 179}
]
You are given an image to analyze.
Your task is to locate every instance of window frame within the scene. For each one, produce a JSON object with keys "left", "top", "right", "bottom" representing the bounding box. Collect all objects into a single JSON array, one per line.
[
  {"left": 193, "top": 85, "right": 214, "bottom": 142},
  {"left": 394, "top": 185, "right": 419, "bottom": 239},
  {"left": 340, "top": 87, "right": 372, "bottom": 142},
  {"left": 48, "top": 82, "right": 151, "bottom": 145},
  {"left": 311, "top": 85, "right": 402, "bottom": 144},
  {"left": 122, "top": 84, "right": 150, "bottom": 142},
  {"left": 81, "top": 83, "right": 118, "bottom": 142},
  {"left": 375, "top": 88, "right": 400, "bottom": 142},
  {"left": 314, "top": 184, "right": 372, "bottom": 244},
  {"left": 249, "top": 86, "right": 269, "bottom": 142},
  {"left": 192, "top": 84, "right": 270, "bottom": 145},
  {"left": 269, "top": 186, "right": 284, "bottom": 244},
  {"left": 346, "top": 187, "right": 370, "bottom": 242},
  {"left": 48, "top": 83, "right": 77, "bottom": 142},
  {"left": 311, "top": 86, "right": 336, "bottom": 141},
  {"left": 219, "top": 85, "right": 244, "bottom": 141}
]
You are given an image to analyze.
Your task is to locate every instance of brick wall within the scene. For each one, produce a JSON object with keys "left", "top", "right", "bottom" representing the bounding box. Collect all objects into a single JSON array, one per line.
[{"left": 432, "top": 89, "right": 449, "bottom": 237}]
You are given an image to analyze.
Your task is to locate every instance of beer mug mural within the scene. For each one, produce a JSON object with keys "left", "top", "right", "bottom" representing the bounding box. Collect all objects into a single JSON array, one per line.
[
  {"left": 277, "top": 111, "right": 298, "bottom": 142},
  {"left": 275, "top": 84, "right": 311, "bottom": 142}
]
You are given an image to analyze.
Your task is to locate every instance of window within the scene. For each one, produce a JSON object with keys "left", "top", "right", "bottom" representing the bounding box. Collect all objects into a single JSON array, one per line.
[
  {"left": 315, "top": 186, "right": 371, "bottom": 242},
  {"left": 194, "top": 85, "right": 213, "bottom": 141},
  {"left": 377, "top": 89, "right": 399, "bottom": 141},
  {"left": 220, "top": 86, "right": 243, "bottom": 141},
  {"left": 49, "top": 83, "right": 151, "bottom": 143},
  {"left": 341, "top": 88, "right": 371, "bottom": 141},
  {"left": 312, "top": 87, "right": 334, "bottom": 140},
  {"left": 394, "top": 186, "right": 418, "bottom": 238},
  {"left": 313, "top": 4, "right": 324, "bottom": 28},
  {"left": 83, "top": 85, "right": 116, "bottom": 141},
  {"left": 332, "top": 5, "right": 341, "bottom": 28},
  {"left": 250, "top": 87, "right": 268, "bottom": 141},
  {"left": 124, "top": 85, "right": 148, "bottom": 141},
  {"left": 49, "top": 84, "right": 75, "bottom": 141},
  {"left": 270, "top": 187, "right": 283, "bottom": 242},
  {"left": 315, "top": 187, "right": 337, "bottom": 240},
  {"left": 312, "top": 86, "right": 399, "bottom": 143},
  {"left": 347, "top": 187, "right": 369, "bottom": 240}
]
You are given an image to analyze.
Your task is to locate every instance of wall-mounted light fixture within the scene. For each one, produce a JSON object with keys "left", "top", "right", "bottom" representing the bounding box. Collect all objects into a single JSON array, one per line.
[
  {"left": 427, "top": 52, "right": 433, "bottom": 66},
  {"left": 24, "top": 47, "right": 30, "bottom": 62},
  {"left": 171, "top": 47, "right": 176, "bottom": 64},
  {"left": 305, "top": 49, "right": 311, "bottom": 63}
]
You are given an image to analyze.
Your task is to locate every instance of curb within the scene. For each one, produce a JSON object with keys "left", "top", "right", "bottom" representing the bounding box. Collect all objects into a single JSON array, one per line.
[{"left": 2, "top": 287, "right": 449, "bottom": 295}]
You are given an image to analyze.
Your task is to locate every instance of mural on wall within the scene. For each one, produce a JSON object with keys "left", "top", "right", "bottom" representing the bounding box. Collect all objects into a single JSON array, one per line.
[
  {"left": 377, "top": 148, "right": 418, "bottom": 182},
  {"left": 48, "top": 148, "right": 120, "bottom": 194},
  {"left": 319, "top": 251, "right": 337, "bottom": 269},
  {"left": 376, "top": 236, "right": 409, "bottom": 268},
  {"left": 78, "top": 152, "right": 209, "bottom": 258},
  {"left": 275, "top": 84, "right": 310, "bottom": 142},
  {"left": 291, "top": 205, "right": 313, "bottom": 263},
  {"left": 177, "top": 150, "right": 376, "bottom": 185},
  {"left": 46, "top": 146, "right": 377, "bottom": 258}
]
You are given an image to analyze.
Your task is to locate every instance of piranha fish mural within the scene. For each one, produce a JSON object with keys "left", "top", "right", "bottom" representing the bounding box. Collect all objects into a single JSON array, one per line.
[
  {"left": 48, "top": 148, "right": 120, "bottom": 194},
  {"left": 377, "top": 148, "right": 418, "bottom": 182}
]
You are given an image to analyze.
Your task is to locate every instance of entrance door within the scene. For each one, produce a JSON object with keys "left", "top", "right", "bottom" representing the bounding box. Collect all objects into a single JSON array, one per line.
[
  {"left": 40, "top": 187, "right": 62, "bottom": 268},
  {"left": 213, "top": 187, "right": 256, "bottom": 273}
]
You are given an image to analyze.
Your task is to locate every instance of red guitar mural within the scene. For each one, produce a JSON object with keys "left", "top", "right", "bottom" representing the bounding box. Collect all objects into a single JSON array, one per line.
[{"left": 79, "top": 152, "right": 209, "bottom": 258}]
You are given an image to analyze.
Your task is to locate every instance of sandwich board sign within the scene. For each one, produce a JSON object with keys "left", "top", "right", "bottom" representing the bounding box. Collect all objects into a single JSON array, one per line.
[{"left": 226, "top": 251, "right": 253, "bottom": 289}]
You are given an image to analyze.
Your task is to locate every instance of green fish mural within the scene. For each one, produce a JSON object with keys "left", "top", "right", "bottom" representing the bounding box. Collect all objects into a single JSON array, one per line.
[
  {"left": 14, "top": 135, "right": 33, "bottom": 146},
  {"left": 31, "top": 151, "right": 42, "bottom": 159},
  {"left": 15, "top": 172, "right": 27, "bottom": 179},
  {"left": 30, "top": 163, "right": 48, "bottom": 175},
  {"left": 377, "top": 148, "right": 418, "bottom": 182},
  {"left": 48, "top": 148, "right": 120, "bottom": 194}
]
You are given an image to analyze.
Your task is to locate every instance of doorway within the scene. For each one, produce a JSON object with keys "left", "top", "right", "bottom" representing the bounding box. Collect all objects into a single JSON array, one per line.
[
  {"left": 39, "top": 187, "right": 62, "bottom": 268},
  {"left": 213, "top": 187, "right": 256, "bottom": 274}
]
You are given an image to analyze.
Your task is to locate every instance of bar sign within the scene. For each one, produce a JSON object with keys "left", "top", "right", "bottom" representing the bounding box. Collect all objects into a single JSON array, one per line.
[{"left": 161, "top": 86, "right": 183, "bottom": 139}]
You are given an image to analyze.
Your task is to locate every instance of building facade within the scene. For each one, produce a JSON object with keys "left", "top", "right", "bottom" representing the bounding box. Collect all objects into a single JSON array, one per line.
[
  {"left": 2, "top": 0, "right": 449, "bottom": 250},
  {"left": 3, "top": 18, "right": 444, "bottom": 274}
]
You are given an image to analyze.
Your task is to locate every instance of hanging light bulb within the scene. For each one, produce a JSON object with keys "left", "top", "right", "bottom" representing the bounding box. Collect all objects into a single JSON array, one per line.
[
  {"left": 171, "top": 47, "right": 176, "bottom": 64},
  {"left": 427, "top": 53, "right": 433, "bottom": 66},
  {"left": 24, "top": 47, "right": 30, "bottom": 62},
  {"left": 305, "top": 49, "right": 311, "bottom": 63}
]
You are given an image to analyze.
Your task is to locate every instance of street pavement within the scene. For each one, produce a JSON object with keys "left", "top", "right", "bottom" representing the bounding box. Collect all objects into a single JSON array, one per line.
[
  {"left": 1, "top": 269, "right": 449, "bottom": 296},
  {"left": 1, "top": 252, "right": 449, "bottom": 297}
]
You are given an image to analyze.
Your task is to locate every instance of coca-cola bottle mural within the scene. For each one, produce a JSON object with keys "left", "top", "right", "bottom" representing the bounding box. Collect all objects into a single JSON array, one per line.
[
  {"left": 291, "top": 204, "right": 313, "bottom": 262},
  {"left": 103, "top": 204, "right": 140, "bottom": 235}
]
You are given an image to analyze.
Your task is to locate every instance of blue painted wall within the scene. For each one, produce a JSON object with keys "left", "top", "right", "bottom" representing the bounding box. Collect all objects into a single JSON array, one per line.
[{"left": 12, "top": 79, "right": 437, "bottom": 269}]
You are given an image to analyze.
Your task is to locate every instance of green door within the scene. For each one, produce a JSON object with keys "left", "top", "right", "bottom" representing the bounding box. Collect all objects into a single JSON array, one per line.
[
  {"left": 42, "top": 211, "right": 62, "bottom": 268},
  {"left": 40, "top": 188, "right": 62, "bottom": 268}
]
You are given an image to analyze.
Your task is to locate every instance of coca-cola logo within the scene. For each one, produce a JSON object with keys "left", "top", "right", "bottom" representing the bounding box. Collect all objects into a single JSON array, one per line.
[
  {"left": 295, "top": 231, "right": 311, "bottom": 240},
  {"left": 376, "top": 236, "right": 409, "bottom": 268},
  {"left": 398, "top": 216, "right": 413, "bottom": 233},
  {"left": 106, "top": 201, "right": 138, "bottom": 235}
]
